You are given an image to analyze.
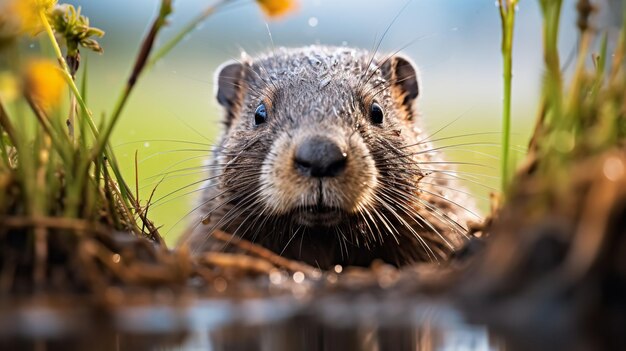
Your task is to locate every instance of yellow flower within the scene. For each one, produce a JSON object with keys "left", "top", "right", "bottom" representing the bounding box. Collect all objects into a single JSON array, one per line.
[
  {"left": 11, "top": 0, "right": 58, "bottom": 35},
  {"left": 23, "top": 59, "right": 66, "bottom": 112},
  {"left": 0, "top": 72, "right": 20, "bottom": 103},
  {"left": 256, "top": 0, "right": 297, "bottom": 19}
]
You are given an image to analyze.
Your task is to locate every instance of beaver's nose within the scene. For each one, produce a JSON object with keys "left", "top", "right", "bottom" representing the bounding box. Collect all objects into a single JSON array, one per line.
[{"left": 294, "top": 136, "right": 347, "bottom": 177}]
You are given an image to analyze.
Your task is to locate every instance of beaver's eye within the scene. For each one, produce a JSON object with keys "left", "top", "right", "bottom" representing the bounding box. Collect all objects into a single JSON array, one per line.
[
  {"left": 254, "top": 103, "right": 268, "bottom": 125},
  {"left": 370, "top": 102, "right": 384, "bottom": 124}
]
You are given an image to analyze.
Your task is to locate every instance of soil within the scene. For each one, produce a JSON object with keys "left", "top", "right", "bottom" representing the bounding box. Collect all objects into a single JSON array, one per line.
[{"left": 0, "top": 150, "right": 625, "bottom": 351}]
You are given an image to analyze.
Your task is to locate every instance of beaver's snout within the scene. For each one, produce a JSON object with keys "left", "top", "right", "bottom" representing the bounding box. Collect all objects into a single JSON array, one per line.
[
  {"left": 294, "top": 136, "right": 347, "bottom": 178},
  {"left": 258, "top": 127, "right": 377, "bottom": 217}
]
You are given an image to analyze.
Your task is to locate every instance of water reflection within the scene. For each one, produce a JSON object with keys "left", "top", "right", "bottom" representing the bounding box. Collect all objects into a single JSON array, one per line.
[{"left": 0, "top": 298, "right": 503, "bottom": 351}]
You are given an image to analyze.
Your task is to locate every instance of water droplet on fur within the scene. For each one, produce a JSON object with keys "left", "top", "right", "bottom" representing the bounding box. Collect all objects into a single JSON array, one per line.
[
  {"left": 319, "top": 75, "right": 331, "bottom": 88},
  {"left": 308, "top": 56, "right": 322, "bottom": 67}
]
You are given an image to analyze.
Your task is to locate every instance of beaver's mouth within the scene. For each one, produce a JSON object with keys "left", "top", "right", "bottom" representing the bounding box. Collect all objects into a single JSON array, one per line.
[{"left": 293, "top": 205, "right": 344, "bottom": 227}]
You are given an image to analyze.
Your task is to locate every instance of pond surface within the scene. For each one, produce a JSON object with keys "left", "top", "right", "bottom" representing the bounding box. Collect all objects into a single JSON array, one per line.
[{"left": 0, "top": 296, "right": 504, "bottom": 351}]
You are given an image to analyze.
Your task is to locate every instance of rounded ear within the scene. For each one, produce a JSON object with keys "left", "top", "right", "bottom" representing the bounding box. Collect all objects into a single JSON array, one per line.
[
  {"left": 393, "top": 56, "right": 420, "bottom": 104},
  {"left": 214, "top": 60, "right": 245, "bottom": 127},
  {"left": 382, "top": 55, "right": 420, "bottom": 119}
]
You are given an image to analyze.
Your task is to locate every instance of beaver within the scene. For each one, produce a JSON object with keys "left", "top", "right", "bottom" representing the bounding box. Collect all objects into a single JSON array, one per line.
[{"left": 180, "top": 45, "right": 479, "bottom": 269}]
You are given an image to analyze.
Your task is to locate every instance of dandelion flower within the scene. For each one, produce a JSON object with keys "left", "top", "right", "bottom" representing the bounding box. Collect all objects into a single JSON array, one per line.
[
  {"left": 256, "top": 0, "right": 297, "bottom": 19},
  {"left": 24, "top": 59, "right": 66, "bottom": 112},
  {"left": 11, "top": 0, "right": 58, "bottom": 35}
]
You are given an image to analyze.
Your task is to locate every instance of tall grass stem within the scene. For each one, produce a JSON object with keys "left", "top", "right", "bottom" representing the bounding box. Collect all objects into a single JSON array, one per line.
[{"left": 498, "top": 0, "right": 519, "bottom": 193}]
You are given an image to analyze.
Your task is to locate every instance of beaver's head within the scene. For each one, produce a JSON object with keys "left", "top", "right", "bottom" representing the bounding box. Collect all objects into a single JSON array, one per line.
[{"left": 209, "top": 46, "right": 465, "bottom": 264}]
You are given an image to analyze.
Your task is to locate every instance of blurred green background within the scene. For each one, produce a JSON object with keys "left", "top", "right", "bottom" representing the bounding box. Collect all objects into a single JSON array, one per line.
[{"left": 50, "top": 0, "right": 585, "bottom": 245}]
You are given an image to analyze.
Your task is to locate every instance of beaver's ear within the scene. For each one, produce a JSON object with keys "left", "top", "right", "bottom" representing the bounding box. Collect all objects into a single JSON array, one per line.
[
  {"left": 214, "top": 60, "right": 245, "bottom": 127},
  {"left": 383, "top": 55, "right": 420, "bottom": 120}
]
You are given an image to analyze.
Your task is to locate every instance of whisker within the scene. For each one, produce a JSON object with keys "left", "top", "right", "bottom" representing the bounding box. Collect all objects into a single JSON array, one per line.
[
  {"left": 378, "top": 186, "right": 459, "bottom": 248},
  {"left": 152, "top": 171, "right": 261, "bottom": 206},
  {"left": 381, "top": 184, "right": 469, "bottom": 236},
  {"left": 114, "top": 139, "right": 216, "bottom": 148},
  {"left": 418, "top": 188, "right": 481, "bottom": 219},
  {"left": 279, "top": 225, "right": 303, "bottom": 257},
  {"left": 139, "top": 148, "right": 215, "bottom": 164},
  {"left": 204, "top": 187, "right": 268, "bottom": 248},
  {"left": 164, "top": 187, "right": 232, "bottom": 236},
  {"left": 355, "top": 205, "right": 383, "bottom": 247},
  {"left": 148, "top": 182, "right": 220, "bottom": 210},
  {"left": 419, "top": 181, "right": 490, "bottom": 202},
  {"left": 375, "top": 164, "right": 499, "bottom": 181},
  {"left": 418, "top": 168, "right": 500, "bottom": 181},
  {"left": 373, "top": 142, "right": 503, "bottom": 161},
  {"left": 357, "top": 0, "right": 412, "bottom": 89},
  {"left": 383, "top": 160, "right": 494, "bottom": 169},
  {"left": 372, "top": 192, "right": 439, "bottom": 262},
  {"left": 422, "top": 174, "right": 497, "bottom": 191}
]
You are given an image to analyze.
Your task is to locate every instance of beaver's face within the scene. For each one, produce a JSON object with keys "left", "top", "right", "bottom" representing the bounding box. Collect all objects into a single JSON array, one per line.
[{"left": 214, "top": 47, "right": 421, "bottom": 230}]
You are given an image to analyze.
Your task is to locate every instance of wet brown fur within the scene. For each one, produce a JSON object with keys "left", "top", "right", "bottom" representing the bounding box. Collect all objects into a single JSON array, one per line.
[{"left": 180, "top": 46, "right": 478, "bottom": 269}]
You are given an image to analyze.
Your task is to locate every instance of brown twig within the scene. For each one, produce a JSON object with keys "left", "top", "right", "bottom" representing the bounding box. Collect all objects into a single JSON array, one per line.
[
  {"left": 0, "top": 215, "right": 112, "bottom": 236},
  {"left": 211, "top": 230, "right": 318, "bottom": 276},
  {"left": 131, "top": 150, "right": 163, "bottom": 244},
  {"left": 141, "top": 177, "right": 164, "bottom": 243},
  {"left": 199, "top": 252, "right": 276, "bottom": 275}
]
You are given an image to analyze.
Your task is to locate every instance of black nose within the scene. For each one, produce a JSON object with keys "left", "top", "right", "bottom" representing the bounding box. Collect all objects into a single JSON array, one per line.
[{"left": 294, "top": 136, "right": 347, "bottom": 177}]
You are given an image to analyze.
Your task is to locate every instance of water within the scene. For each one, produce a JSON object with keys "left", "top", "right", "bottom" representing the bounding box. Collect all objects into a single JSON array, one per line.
[{"left": 0, "top": 296, "right": 503, "bottom": 351}]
